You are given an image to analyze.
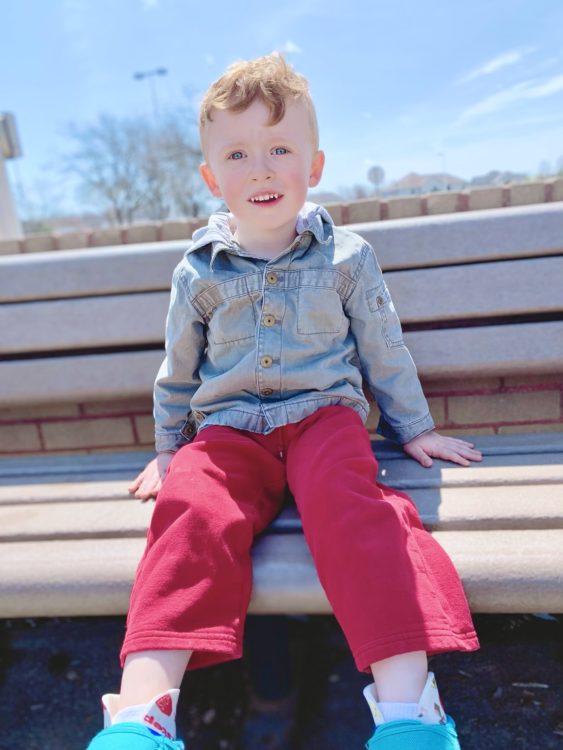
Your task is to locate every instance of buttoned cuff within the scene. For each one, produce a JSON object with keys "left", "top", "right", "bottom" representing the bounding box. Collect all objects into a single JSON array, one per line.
[{"left": 155, "top": 419, "right": 196, "bottom": 453}]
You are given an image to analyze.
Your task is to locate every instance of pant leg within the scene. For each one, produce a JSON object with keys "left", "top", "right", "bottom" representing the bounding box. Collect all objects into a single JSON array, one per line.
[
  {"left": 121, "top": 426, "right": 287, "bottom": 670},
  {"left": 286, "top": 406, "right": 479, "bottom": 673}
]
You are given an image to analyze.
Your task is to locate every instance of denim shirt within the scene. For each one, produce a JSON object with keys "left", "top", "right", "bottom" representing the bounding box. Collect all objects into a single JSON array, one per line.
[{"left": 154, "top": 202, "right": 434, "bottom": 452}]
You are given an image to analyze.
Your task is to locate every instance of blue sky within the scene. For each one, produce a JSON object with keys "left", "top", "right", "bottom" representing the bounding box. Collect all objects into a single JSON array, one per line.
[{"left": 2, "top": 0, "right": 563, "bottom": 213}]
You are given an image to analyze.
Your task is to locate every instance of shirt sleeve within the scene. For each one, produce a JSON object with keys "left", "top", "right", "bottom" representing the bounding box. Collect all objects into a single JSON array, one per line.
[
  {"left": 154, "top": 264, "right": 206, "bottom": 453},
  {"left": 344, "top": 242, "right": 434, "bottom": 444}
]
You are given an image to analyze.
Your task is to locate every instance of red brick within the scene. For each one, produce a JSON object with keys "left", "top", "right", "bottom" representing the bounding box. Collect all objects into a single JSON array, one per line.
[
  {"left": 0, "top": 424, "right": 42, "bottom": 453},
  {"left": 447, "top": 392, "right": 560, "bottom": 425},
  {"left": 41, "top": 418, "right": 135, "bottom": 450}
]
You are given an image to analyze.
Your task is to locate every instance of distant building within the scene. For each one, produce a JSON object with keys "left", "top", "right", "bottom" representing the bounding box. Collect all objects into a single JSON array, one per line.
[
  {"left": 385, "top": 172, "right": 466, "bottom": 196},
  {"left": 469, "top": 170, "right": 528, "bottom": 187}
]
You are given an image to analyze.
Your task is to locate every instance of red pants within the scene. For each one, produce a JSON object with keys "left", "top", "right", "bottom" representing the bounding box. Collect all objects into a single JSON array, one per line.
[{"left": 122, "top": 406, "right": 478, "bottom": 672}]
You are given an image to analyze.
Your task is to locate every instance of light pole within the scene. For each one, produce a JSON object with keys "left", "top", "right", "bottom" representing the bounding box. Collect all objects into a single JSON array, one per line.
[
  {"left": 133, "top": 67, "right": 168, "bottom": 120},
  {"left": 437, "top": 152, "right": 447, "bottom": 191}
]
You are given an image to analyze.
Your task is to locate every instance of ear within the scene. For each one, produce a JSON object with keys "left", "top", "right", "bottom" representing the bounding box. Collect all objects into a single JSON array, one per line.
[
  {"left": 308, "top": 150, "right": 325, "bottom": 188},
  {"left": 199, "top": 162, "right": 222, "bottom": 198}
]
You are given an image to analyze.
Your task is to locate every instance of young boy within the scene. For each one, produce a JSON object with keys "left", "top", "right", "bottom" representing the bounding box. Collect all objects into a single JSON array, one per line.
[{"left": 87, "top": 53, "right": 481, "bottom": 750}]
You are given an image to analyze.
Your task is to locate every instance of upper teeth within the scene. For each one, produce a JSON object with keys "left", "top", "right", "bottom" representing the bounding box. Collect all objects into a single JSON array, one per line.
[{"left": 251, "top": 193, "right": 279, "bottom": 202}]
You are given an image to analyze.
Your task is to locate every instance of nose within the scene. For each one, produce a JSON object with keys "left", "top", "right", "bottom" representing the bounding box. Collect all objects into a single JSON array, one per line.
[{"left": 250, "top": 155, "right": 274, "bottom": 182}]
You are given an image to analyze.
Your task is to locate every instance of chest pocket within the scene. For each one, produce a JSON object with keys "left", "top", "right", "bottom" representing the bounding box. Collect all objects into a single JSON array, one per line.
[
  {"left": 367, "top": 283, "right": 404, "bottom": 349},
  {"left": 207, "top": 292, "right": 258, "bottom": 345},
  {"left": 297, "top": 287, "right": 345, "bottom": 335}
]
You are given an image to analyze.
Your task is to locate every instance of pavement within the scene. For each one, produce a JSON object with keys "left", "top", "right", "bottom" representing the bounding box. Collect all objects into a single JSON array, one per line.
[{"left": 1, "top": 613, "right": 562, "bottom": 749}]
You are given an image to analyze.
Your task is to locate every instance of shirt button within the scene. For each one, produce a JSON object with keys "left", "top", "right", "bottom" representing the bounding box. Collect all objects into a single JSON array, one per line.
[
  {"left": 260, "top": 355, "right": 273, "bottom": 368},
  {"left": 263, "top": 314, "right": 276, "bottom": 327},
  {"left": 266, "top": 272, "right": 278, "bottom": 284},
  {"left": 262, "top": 387, "right": 274, "bottom": 396},
  {"left": 376, "top": 295, "right": 384, "bottom": 306}
]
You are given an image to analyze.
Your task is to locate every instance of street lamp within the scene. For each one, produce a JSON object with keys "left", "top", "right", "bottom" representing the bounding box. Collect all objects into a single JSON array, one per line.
[
  {"left": 133, "top": 68, "right": 168, "bottom": 120},
  {"left": 437, "top": 152, "right": 447, "bottom": 191}
]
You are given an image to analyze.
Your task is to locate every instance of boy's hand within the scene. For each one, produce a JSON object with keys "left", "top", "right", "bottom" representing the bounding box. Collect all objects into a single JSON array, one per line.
[
  {"left": 403, "top": 430, "right": 482, "bottom": 468},
  {"left": 128, "top": 452, "right": 174, "bottom": 502}
]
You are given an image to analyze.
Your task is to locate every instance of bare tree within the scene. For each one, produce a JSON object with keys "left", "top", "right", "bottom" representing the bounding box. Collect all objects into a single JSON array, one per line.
[
  {"left": 145, "top": 109, "right": 207, "bottom": 219},
  {"left": 537, "top": 159, "right": 552, "bottom": 178},
  {"left": 339, "top": 183, "right": 372, "bottom": 200},
  {"left": 62, "top": 110, "right": 208, "bottom": 225}
]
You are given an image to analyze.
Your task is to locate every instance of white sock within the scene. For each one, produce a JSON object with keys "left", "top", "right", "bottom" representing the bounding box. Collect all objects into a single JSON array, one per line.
[
  {"left": 101, "top": 689, "right": 180, "bottom": 740},
  {"left": 378, "top": 701, "right": 420, "bottom": 722},
  {"left": 112, "top": 702, "right": 149, "bottom": 725},
  {"left": 363, "top": 672, "right": 447, "bottom": 727}
]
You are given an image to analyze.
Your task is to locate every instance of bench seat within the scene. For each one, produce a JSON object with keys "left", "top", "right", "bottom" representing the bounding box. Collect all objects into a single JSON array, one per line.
[{"left": 1, "top": 433, "right": 562, "bottom": 619}]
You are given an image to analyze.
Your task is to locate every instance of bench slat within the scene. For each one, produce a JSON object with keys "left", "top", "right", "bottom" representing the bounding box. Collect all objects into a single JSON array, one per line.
[
  {"left": 387, "top": 256, "right": 563, "bottom": 323},
  {"left": 1, "top": 434, "right": 561, "bottom": 482},
  {"left": 1, "top": 479, "right": 562, "bottom": 542},
  {"left": 2, "top": 321, "right": 562, "bottom": 407},
  {"left": 1, "top": 205, "right": 561, "bottom": 304},
  {"left": 0, "top": 242, "right": 186, "bottom": 303},
  {"left": 355, "top": 203, "right": 563, "bottom": 270},
  {"left": 3, "top": 255, "right": 561, "bottom": 356},
  {"left": 1, "top": 530, "right": 562, "bottom": 618},
  {"left": 3, "top": 448, "right": 563, "bottom": 495},
  {"left": 1, "top": 293, "right": 169, "bottom": 355},
  {"left": 405, "top": 320, "right": 563, "bottom": 377},
  {"left": 0, "top": 350, "right": 163, "bottom": 407}
]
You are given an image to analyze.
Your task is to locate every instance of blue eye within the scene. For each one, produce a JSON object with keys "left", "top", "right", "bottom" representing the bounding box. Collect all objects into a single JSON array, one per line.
[
  {"left": 273, "top": 147, "right": 288, "bottom": 155},
  {"left": 228, "top": 151, "right": 244, "bottom": 160}
]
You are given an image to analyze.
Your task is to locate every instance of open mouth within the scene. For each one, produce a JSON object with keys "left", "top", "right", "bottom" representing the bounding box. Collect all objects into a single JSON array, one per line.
[{"left": 249, "top": 193, "right": 282, "bottom": 204}]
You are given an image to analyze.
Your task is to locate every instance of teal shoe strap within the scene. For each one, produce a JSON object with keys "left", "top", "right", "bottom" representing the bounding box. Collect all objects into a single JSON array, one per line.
[
  {"left": 366, "top": 716, "right": 460, "bottom": 750},
  {"left": 87, "top": 722, "right": 185, "bottom": 750}
]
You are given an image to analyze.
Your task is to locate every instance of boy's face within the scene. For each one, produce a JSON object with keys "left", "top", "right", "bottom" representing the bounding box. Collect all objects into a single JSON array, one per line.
[{"left": 200, "top": 98, "right": 325, "bottom": 252}]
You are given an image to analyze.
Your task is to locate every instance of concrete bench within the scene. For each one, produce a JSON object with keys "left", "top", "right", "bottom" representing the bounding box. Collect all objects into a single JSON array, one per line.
[{"left": 1, "top": 202, "right": 562, "bottom": 617}]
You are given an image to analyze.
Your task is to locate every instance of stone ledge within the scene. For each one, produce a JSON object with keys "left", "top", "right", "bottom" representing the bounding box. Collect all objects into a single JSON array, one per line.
[{"left": 2, "top": 178, "right": 561, "bottom": 255}]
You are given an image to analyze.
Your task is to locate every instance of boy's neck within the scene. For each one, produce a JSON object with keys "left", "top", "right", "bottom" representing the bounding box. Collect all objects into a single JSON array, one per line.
[{"left": 233, "top": 219, "right": 298, "bottom": 259}]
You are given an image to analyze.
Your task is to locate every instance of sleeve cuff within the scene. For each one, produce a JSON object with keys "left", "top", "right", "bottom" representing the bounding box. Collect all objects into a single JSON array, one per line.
[
  {"left": 376, "top": 412, "right": 435, "bottom": 445},
  {"left": 155, "top": 414, "right": 198, "bottom": 453}
]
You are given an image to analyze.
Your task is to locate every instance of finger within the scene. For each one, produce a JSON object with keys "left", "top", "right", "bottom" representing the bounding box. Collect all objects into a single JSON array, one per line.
[
  {"left": 406, "top": 445, "right": 433, "bottom": 468},
  {"left": 435, "top": 449, "right": 471, "bottom": 467},
  {"left": 434, "top": 438, "right": 482, "bottom": 462},
  {"left": 128, "top": 473, "right": 144, "bottom": 494},
  {"left": 136, "top": 486, "right": 156, "bottom": 502},
  {"left": 440, "top": 438, "right": 477, "bottom": 451},
  {"left": 134, "top": 476, "right": 153, "bottom": 500},
  {"left": 452, "top": 445, "right": 483, "bottom": 461}
]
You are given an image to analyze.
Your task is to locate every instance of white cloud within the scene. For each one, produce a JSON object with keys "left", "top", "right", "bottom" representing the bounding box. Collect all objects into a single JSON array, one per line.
[
  {"left": 279, "top": 40, "right": 302, "bottom": 55},
  {"left": 457, "top": 74, "right": 563, "bottom": 124},
  {"left": 458, "top": 48, "right": 533, "bottom": 85}
]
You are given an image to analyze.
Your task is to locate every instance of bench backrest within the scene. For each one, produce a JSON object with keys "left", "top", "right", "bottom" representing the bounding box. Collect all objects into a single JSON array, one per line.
[{"left": 1, "top": 203, "right": 562, "bottom": 407}]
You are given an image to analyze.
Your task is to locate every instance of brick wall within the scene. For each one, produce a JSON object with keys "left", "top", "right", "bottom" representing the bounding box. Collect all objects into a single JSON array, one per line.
[
  {"left": 1, "top": 374, "right": 562, "bottom": 456},
  {"left": 0, "top": 399, "right": 154, "bottom": 456},
  {"left": 365, "top": 374, "right": 563, "bottom": 442},
  {"left": 2, "top": 177, "right": 562, "bottom": 256}
]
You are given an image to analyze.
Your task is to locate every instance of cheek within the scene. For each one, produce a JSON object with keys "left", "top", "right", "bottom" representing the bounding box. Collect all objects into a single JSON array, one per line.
[{"left": 217, "top": 172, "right": 242, "bottom": 200}]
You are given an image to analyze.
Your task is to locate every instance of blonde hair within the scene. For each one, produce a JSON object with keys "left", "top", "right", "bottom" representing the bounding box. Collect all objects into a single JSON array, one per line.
[{"left": 199, "top": 53, "right": 319, "bottom": 154}]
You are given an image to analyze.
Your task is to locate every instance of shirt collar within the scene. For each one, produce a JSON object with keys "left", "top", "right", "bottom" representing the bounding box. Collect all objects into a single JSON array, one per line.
[{"left": 188, "top": 202, "right": 334, "bottom": 267}]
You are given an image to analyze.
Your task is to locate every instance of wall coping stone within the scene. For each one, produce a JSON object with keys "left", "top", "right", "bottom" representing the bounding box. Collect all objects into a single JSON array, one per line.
[{"left": 1, "top": 178, "right": 562, "bottom": 256}]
